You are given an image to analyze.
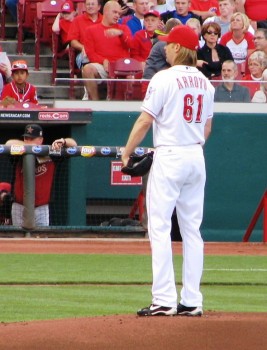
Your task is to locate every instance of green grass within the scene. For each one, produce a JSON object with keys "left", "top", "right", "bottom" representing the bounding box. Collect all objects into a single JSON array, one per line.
[{"left": 0, "top": 254, "right": 266, "bottom": 322}]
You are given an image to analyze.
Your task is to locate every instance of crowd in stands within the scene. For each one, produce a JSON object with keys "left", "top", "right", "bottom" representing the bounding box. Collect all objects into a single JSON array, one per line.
[{"left": 1, "top": 0, "right": 267, "bottom": 103}]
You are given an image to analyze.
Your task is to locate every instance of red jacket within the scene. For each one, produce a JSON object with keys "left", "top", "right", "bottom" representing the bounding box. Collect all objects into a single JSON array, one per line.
[
  {"left": 14, "top": 158, "right": 56, "bottom": 207},
  {"left": 67, "top": 12, "right": 103, "bottom": 45},
  {"left": 130, "top": 30, "right": 155, "bottom": 62},
  {"left": 1, "top": 81, "right": 38, "bottom": 104}
]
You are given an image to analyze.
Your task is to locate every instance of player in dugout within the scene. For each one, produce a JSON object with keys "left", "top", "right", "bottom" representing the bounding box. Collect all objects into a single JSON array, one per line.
[{"left": 5, "top": 124, "right": 77, "bottom": 227}]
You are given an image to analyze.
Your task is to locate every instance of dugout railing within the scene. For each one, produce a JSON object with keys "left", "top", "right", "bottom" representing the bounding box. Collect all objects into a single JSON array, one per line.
[{"left": 0, "top": 145, "right": 149, "bottom": 236}]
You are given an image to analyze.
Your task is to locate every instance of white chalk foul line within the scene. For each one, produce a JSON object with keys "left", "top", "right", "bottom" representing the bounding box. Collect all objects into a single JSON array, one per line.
[{"left": 205, "top": 268, "right": 267, "bottom": 272}]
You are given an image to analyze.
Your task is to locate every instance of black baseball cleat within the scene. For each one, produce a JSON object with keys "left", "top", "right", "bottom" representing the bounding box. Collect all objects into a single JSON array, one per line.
[
  {"left": 177, "top": 303, "right": 203, "bottom": 316},
  {"left": 137, "top": 304, "right": 177, "bottom": 316}
]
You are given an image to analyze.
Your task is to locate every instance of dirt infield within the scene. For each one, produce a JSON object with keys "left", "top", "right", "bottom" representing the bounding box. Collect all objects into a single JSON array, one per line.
[{"left": 0, "top": 239, "right": 267, "bottom": 350}]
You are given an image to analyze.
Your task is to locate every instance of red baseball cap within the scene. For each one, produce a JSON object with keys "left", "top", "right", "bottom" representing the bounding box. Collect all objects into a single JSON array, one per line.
[
  {"left": 144, "top": 10, "right": 160, "bottom": 18},
  {"left": 61, "top": 1, "right": 74, "bottom": 13},
  {"left": 11, "top": 60, "right": 28, "bottom": 72},
  {"left": 0, "top": 182, "right": 11, "bottom": 193},
  {"left": 158, "top": 25, "right": 199, "bottom": 51}
]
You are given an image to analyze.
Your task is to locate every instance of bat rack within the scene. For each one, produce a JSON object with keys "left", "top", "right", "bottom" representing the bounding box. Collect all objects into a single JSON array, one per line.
[{"left": 129, "top": 189, "right": 145, "bottom": 224}]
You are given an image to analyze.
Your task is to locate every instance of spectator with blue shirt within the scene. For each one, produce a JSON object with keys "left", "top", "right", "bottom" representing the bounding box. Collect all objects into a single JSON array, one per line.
[
  {"left": 119, "top": 0, "right": 150, "bottom": 35},
  {"left": 161, "top": 0, "right": 202, "bottom": 25}
]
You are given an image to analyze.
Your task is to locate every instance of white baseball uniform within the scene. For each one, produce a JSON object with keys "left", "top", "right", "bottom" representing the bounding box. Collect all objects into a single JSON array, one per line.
[
  {"left": 12, "top": 203, "right": 49, "bottom": 226},
  {"left": 142, "top": 65, "right": 214, "bottom": 308}
]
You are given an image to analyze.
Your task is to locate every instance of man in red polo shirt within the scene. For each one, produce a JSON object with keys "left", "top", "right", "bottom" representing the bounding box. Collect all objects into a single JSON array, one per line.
[
  {"left": 67, "top": 0, "right": 103, "bottom": 69},
  {"left": 83, "top": 1, "right": 132, "bottom": 100},
  {"left": 190, "top": 0, "right": 220, "bottom": 21}
]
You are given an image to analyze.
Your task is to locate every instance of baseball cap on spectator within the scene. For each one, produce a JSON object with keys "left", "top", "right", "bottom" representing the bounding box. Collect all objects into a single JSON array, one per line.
[
  {"left": 22, "top": 124, "right": 43, "bottom": 138},
  {"left": 144, "top": 10, "right": 160, "bottom": 18},
  {"left": 158, "top": 25, "right": 199, "bottom": 51},
  {"left": 0, "top": 182, "right": 11, "bottom": 193},
  {"left": 11, "top": 60, "right": 28, "bottom": 72},
  {"left": 61, "top": 1, "right": 74, "bottom": 13}
]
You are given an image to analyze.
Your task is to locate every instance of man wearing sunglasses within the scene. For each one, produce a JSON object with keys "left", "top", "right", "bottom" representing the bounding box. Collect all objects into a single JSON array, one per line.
[{"left": 197, "top": 22, "right": 233, "bottom": 79}]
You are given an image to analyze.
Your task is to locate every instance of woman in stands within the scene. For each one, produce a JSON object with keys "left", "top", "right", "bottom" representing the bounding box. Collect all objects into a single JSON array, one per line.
[
  {"left": 220, "top": 12, "right": 255, "bottom": 78},
  {"left": 242, "top": 50, "right": 267, "bottom": 100},
  {"left": 197, "top": 22, "right": 233, "bottom": 80}
]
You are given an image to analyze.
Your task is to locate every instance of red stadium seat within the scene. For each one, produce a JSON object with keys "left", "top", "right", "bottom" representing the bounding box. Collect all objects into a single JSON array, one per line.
[
  {"left": 17, "top": 0, "right": 44, "bottom": 54},
  {"left": 107, "top": 58, "right": 143, "bottom": 101},
  {"left": 51, "top": 1, "right": 85, "bottom": 95},
  {"left": 52, "top": 32, "right": 78, "bottom": 99},
  {"left": 34, "top": 0, "right": 65, "bottom": 71}
]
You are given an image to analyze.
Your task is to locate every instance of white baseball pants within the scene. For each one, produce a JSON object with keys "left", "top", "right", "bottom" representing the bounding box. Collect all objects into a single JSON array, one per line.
[
  {"left": 146, "top": 145, "right": 205, "bottom": 308},
  {"left": 12, "top": 202, "right": 49, "bottom": 227}
]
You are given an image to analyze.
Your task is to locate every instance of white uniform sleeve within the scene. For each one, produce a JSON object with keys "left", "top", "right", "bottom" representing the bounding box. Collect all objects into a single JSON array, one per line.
[
  {"left": 141, "top": 71, "right": 166, "bottom": 118},
  {"left": 207, "top": 84, "right": 215, "bottom": 120}
]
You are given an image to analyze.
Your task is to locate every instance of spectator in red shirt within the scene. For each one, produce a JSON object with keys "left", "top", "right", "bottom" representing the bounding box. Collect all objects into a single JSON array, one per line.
[
  {"left": 130, "top": 10, "right": 161, "bottom": 67},
  {"left": 83, "top": 0, "right": 132, "bottom": 100},
  {"left": 235, "top": 0, "right": 267, "bottom": 23},
  {"left": 67, "top": 0, "right": 103, "bottom": 69},
  {"left": 52, "top": 1, "right": 77, "bottom": 49},
  {"left": 220, "top": 12, "right": 255, "bottom": 78},
  {"left": 1, "top": 60, "right": 38, "bottom": 104},
  {"left": 190, "top": 0, "right": 220, "bottom": 21}
]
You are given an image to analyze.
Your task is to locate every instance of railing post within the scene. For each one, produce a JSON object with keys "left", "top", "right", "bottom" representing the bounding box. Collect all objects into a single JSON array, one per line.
[{"left": 22, "top": 153, "right": 36, "bottom": 232}]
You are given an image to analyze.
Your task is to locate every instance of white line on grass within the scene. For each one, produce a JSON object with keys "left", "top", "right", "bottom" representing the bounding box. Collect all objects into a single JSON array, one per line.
[{"left": 205, "top": 268, "right": 267, "bottom": 272}]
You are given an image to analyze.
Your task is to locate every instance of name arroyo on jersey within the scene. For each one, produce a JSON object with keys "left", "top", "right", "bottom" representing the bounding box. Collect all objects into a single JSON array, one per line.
[{"left": 176, "top": 75, "right": 207, "bottom": 91}]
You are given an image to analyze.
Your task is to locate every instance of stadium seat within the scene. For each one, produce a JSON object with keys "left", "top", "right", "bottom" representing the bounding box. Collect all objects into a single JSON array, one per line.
[
  {"left": 52, "top": 1, "right": 85, "bottom": 95},
  {"left": 34, "top": 0, "right": 65, "bottom": 71},
  {"left": 17, "top": 0, "right": 44, "bottom": 54},
  {"left": 107, "top": 58, "right": 143, "bottom": 101}
]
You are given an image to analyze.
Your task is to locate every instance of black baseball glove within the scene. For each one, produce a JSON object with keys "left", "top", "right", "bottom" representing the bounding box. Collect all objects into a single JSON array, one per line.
[{"left": 121, "top": 151, "right": 154, "bottom": 177}]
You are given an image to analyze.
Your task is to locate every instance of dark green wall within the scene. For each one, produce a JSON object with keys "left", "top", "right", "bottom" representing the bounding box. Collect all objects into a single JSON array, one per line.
[
  {"left": 202, "top": 113, "right": 267, "bottom": 241},
  {"left": 69, "top": 111, "right": 267, "bottom": 241},
  {"left": 2, "top": 111, "right": 266, "bottom": 241}
]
